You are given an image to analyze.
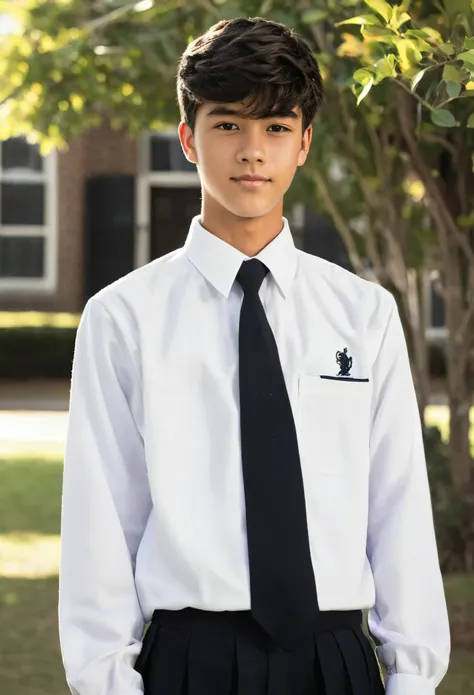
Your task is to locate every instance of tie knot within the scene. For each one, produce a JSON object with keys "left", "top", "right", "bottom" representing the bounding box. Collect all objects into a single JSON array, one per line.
[{"left": 236, "top": 259, "right": 269, "bottom": 295}]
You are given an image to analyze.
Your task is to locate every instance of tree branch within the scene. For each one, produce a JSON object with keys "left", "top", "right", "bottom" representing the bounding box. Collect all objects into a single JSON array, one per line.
[
  {"left": 394, "top": 77, "right": 434, "bottom": 112},
  {"left": 395, "top": 85, "right": 474, "bottom": 267},
  {"left": 297, "top": 0, "right": 334, "bottom": 55},
  {"left": 338, "top": 93, "right": 378, "bottom": 209},
  {"left": 81, "top": 1, "right": 158, "bottom": 33},
  {"left": 364, "top": 117, "right": 410, "bottom": 294},
  {"left": 0, "top": 84, "right": 25, "bottom": 110},
  {"left": 307, "top": 167, "right": 367, "bottom": 277},
  {"left": 419, "top": 132, "right": 458, "bottom": 159},
  {"left": 335, "top": 93, "right": 387, "bottom": 280}
]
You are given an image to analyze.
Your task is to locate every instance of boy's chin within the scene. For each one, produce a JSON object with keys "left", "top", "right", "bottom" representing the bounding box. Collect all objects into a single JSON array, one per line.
[{"left": 222, "top": 201, "right": 278, "bottom": 219}]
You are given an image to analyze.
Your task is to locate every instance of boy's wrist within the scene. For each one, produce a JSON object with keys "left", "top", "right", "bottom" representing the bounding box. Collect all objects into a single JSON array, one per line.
[{"left": 384, "top": 672, "right": 437, "bottom": 695}]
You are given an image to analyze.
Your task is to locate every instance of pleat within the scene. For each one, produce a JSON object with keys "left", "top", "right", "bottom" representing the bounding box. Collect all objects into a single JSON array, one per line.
[
  {"left": 332, "top": 629, "right": 371, "bottom": 695},
  {"left": 289, "top": 634, "right": 316, "bottom": 695},
  {"left": 236, "top": 625, "right": 268, "bottom": 695},
  {"left": 353, "top": 629, "right": 385, "bottom": 695},
  {"left": 187, "top": 620, "right": 235, "bottom": 695},
  {"left": 267, "top": 646, "right": 290, "bottom": 695},
  {"left": 313, "top": 633, "right": 326, "bottom": 694},
  {"left": 230, "top": 636, "right": 239, "bottom": 695},
  {"left": 315, "top": 631, "right": 350, "bottom": 695},
  {"left": 141, "top": 611, "right": 378, "bottom": 695},
  {"left": 148, "top": 623, "right": 191, "bottom": 695}
]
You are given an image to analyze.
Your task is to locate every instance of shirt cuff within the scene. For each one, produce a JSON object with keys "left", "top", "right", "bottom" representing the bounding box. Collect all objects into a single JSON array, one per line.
[{"left": 384, "top": 673, "right": 435, "bottom": 695}]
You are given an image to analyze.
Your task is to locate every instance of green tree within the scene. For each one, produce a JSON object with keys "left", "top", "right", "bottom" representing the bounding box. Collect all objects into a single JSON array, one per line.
[
  {"left": 0, "top": 0, "right": 208, "bottom": 150},
  {"left": 331, "top": 0, "right": 474, "bottom": 506}
]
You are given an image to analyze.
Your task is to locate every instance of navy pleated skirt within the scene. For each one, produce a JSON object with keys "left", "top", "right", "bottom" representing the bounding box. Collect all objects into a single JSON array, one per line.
[{"left": 134, "top": 607, "right": 385, "bottom": 695}]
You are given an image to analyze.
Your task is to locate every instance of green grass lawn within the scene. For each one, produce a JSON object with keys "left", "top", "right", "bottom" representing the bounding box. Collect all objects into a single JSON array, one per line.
[
  {"left": 425, "top": 405, "right": 474, "bottom": 456},
  {"left": 0, "top": 445, "right": 473, "bottom": 695}
]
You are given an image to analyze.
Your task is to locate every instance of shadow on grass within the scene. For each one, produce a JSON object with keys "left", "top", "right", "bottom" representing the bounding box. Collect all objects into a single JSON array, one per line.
[
  {"left": 0, "top": 575, "right": 68, "bottom": 695},
  {"left": 0, "top": 455, "right": 66, "bottom": 694},
  {"left": 0, "top": 455, "right": 473, "bottom": 695},
  {"left": 0, "top": 456, "right": 63, "bottom": 535}
]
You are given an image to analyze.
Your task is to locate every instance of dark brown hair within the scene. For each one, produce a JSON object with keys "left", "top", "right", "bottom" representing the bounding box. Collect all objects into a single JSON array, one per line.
[{"left": 176, "top": 16, "right": 324, "bottom": 134}]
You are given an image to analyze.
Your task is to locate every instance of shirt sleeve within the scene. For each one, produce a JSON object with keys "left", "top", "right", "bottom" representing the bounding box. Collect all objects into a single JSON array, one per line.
[
  {"left": 59, "top": 297, "right": 152, "bottom": 695},
  {"left": 366, "top": 292, "right": 451, "bottom": 695}
]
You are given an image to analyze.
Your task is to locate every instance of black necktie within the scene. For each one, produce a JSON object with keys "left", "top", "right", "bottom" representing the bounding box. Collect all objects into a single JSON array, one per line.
[{"left": 236, "top": 258, "right": 320, "bottom": 651}]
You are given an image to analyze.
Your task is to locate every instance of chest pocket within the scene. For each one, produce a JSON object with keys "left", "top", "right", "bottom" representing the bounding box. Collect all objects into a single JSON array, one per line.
[{"left": 297, "top": 374, "right": 372, "bottom": 476}]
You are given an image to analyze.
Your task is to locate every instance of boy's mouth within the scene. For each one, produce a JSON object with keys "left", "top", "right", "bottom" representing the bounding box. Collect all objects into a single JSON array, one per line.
[
  {"left": 231, "top": 175, "right": 271, "bottom": 189},
  {"left": 232, "top": 179, "right": 269, "bottom": 188}
]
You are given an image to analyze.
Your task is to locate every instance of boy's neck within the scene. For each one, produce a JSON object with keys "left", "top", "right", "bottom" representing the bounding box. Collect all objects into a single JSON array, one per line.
[{"left": 200, "top": 205, "right": 285, "bottom": 257}]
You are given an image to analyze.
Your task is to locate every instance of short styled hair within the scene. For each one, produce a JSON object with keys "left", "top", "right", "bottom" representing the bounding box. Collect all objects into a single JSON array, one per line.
[{"left": 176, "top": 16, "right": 324, "bottom": 133}]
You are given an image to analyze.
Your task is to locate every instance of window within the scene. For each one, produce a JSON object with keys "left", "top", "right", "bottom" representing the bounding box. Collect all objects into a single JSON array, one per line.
[
  {"left": 0, "top": 137, "right": 57, "bottom": 290},
  {"left": 148, "top": 132, "right": 195, "bottom": 172},
  {"left": 426, "top": 270, "right": 447, "bottom": 340},
  {"left": 136, "top": 131, "right": 200, "bottom": 268}
]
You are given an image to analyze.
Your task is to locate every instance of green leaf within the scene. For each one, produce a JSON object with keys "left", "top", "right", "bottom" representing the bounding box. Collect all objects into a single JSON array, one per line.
[
  {"left": 458, "top": 50, "right": 474, "bottom": 69},
  {"left": 389, "top": 8, "right": 411, "bottom": 30},
  {"left": 421, "top": 27, "right": 442, "bottom": 43},
  {"left": 403, "top": 66, "right": 421, "bottom": 79},
  {"left": 395, "top": 37, "right": 423, "bottom": 71},
  {"left": 463, "top": 38, "right": 474, "bottom": 51},
  {"left": 301, "top": 9, "right": 328, "bottom": 23},
  {"left": 364, "top": 0, "right": 392, "bottom": 22},
  {"left": 467, "top": 113, "right": 474, "bottom": 128},
  {"left": 374, "top": 54, "right": 398, "bottom": 79},
  {"left": 444, "top": 0, "right": 472, "bottom": 16},
  {"left": 353, "top": 68, "right": 374, "bottom": 86},
  {"left": 443, "top": 64, "right": 462, "bottom": 83},
  {"left": 405, "top": 29, "right": 430, "bottom": 41},
  {"left": 439, "top": 43, "right": 455, "bottom": 56},
  {"left": 446, "top": 81, "right": 461, "bottom": 98},
  {"left": 430, "top": 109, "right": 456, "bottom": 127},
  {"left": 404, "top": 30, "right": 432, "bottom": 52},
  {"left": 357, "top": 77, "right": 374, "bottom": 105},
  {"left": 411, "top": 68, "right": 427, "bottom": 91},
  {"left": 336, "top": 14, "right": 382, "bottom": 26},
  {"left": 361, "top": 25, "right": 397, "bottom": 43}
]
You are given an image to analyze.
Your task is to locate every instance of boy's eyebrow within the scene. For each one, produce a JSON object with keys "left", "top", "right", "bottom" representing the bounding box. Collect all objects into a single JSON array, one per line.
[{"left": 206, "top": 106, "right": 299, "bottom": 119}]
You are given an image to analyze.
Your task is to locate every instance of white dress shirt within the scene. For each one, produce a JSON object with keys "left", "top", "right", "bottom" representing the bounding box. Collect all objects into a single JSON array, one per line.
[{"left": 59, "top": 215, "right": 450, "bottom": 695}]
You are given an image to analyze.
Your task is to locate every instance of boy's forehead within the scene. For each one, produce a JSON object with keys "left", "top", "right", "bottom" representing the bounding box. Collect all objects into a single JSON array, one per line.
[{"left": 203, "top": 101, "right": 302, "bottom": 119}]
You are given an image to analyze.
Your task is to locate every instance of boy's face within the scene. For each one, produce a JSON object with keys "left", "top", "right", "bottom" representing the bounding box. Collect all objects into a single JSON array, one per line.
[{"left": 178, "top": 99, "right": 312, "bottom": 221}]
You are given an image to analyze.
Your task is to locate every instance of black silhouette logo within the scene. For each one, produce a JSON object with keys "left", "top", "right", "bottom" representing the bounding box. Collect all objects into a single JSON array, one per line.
[{"left": 336, "top": 347, "right": 352, "bottom": 377}]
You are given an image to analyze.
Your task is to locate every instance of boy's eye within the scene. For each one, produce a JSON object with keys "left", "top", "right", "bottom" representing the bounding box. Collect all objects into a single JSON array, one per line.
[{"left": 215, "top": 123, "right": 289, "bottom": 133}]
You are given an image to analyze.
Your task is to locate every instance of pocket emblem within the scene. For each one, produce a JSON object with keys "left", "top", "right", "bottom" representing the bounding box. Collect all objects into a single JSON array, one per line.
[{"left": 336, "top": 347, "right": 353, "bottom": 377}]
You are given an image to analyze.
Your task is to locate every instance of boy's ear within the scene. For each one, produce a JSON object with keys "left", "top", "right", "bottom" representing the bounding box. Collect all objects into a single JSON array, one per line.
[
  {"left": 178, "top": 121, "right": 198, "bottom": 165},
  {"left": 297, "top": 125, "right": 312, "bottom": 167}
]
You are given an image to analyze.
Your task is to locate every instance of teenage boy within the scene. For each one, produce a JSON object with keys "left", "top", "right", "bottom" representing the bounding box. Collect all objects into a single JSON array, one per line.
[{"left": 59, "top": 16, "right": 450, "bottom": 695}]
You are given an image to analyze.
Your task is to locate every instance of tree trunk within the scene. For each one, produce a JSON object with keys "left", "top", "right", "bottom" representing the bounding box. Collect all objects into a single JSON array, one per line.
[
  {"left": 400, "top": 269, "right": 430, "bottom": 420},
  {"left": 445, "top": 244, "right": 474, "bottom": 571},
  {"left": 448, "top": 393, "right": 473, "bottom": 487},
  {"left": 448, "top": 390, "right": 474, "bottom": 571}
]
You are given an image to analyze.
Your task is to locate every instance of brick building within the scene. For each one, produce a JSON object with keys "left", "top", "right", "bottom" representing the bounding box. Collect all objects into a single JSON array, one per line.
[{"left": 0, "top": 122, "right": 446, "bottom": 345}]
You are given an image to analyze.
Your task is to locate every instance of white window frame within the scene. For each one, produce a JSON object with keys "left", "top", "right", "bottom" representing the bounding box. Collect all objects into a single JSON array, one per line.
[
  {"left": 0, "top": 139, "right": 58, "bottom": 293},
  {"left": 135, "top": 131, "right": 200, "bottom": 268}
]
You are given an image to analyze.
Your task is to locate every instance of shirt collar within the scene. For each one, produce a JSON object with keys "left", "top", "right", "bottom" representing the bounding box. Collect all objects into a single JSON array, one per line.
[{"left": 183, "top": 215, "right": 297, "bottom": 299}]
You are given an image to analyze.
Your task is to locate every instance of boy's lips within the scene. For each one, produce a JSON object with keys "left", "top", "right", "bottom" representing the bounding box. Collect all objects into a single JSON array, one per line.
[
  {"left": 232, "top": 178, "right": 270, "bottom": 188},
  {"left": 232, "top": 174, "right": 270, "bottom": 181}
]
